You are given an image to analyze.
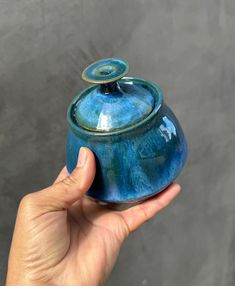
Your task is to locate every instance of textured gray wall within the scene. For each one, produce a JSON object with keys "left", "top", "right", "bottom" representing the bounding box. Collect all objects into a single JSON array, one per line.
[{"left": 1, "top": 0, "right": 235, "bottom": 285}]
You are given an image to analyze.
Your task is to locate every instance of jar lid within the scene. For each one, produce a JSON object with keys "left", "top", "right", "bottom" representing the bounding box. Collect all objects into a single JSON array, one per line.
[{"left": 69, "top": 58, "right": 161, "bottom": 133}]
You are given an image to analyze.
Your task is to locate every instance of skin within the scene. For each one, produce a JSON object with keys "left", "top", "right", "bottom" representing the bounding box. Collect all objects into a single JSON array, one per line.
[{"left": 6, "top": 147, "right": 181, "bottom": 286}]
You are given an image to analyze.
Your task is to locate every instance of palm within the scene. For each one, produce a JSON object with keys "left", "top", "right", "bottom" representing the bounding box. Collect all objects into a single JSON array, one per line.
[
  {"left": 60, "top": 197, "right": 128, "bottom": 286},
  {"left": 28, "top": 196, "right": 128, "bottom": 286}
]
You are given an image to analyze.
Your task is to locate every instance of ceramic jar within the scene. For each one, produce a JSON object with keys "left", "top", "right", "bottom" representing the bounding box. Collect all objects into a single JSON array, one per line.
[{"left": 66, "top": 58, "right": 187, "bottom": 203}]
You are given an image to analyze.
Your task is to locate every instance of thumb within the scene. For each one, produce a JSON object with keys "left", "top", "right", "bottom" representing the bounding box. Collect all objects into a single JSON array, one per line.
[{"left": 34, "top": 147, "right": 96, "bottom": 211}]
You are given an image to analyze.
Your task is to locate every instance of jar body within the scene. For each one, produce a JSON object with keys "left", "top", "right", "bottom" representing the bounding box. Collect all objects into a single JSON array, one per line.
[{"left": 66, "top": 104, "right": 187, "bottom": 203}]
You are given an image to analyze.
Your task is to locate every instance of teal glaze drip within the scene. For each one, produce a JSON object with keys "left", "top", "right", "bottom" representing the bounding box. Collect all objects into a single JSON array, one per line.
[{"left": 66, "top": 104, "right": 188, "bottom": 203}]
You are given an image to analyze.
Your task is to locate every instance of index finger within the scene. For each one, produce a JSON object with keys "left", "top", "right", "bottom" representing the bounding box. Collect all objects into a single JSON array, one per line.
[{"left": 119, "top": 183, "right": 181, "bottom": 233}]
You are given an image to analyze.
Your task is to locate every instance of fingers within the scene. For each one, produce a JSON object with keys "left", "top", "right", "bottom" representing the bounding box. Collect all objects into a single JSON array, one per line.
[
  {"left": 53, "top": 166, "right": 68, "bottom": 184},
  {"left": 119, "top": 183, "right": 181, "bottom": 234},
  {"left": 33, "top": 147, "right": 96, "bottom": 211}
]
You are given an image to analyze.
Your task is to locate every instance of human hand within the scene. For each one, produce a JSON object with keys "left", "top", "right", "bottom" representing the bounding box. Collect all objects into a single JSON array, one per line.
[{"left": 6, "top": 147, "right": 181, "bottom": 286}]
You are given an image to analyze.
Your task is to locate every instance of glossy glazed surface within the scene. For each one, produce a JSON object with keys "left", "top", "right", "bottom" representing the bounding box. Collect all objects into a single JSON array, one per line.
[
  {"left": 72, "top": 79, "right": 155, "bottom": 132},
  {"left": 67, "top": 58, "right": 187, "bottom": 203},
  {"left": 82, "top": 58, "right": 129, "bottom": 84},
  {"left": 66, "top": 103, "right": 187, "bottom": 203}
]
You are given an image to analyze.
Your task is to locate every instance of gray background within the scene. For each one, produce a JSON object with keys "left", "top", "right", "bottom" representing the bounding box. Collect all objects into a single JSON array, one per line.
[{"left": 1, "top": 0, "right": 235, "bottom": 285}]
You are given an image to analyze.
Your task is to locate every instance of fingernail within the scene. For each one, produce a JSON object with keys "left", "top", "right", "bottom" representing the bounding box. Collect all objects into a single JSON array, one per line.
[
  {"left": 174, "top": 184, "right": 181, "bottom": 194},
  {"left": 77, "top": 147, "right": 87, "bottom": 167}
]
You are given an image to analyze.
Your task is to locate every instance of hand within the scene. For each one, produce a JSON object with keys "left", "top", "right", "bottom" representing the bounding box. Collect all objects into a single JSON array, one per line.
[{"left": 6, "top": 147, "right": 181, "bottom": 286}]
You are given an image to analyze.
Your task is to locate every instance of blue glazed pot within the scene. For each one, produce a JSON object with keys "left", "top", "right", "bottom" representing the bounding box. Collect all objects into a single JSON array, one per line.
[{"left": 66, "top": 58, "right": 187, "bottom": 203}]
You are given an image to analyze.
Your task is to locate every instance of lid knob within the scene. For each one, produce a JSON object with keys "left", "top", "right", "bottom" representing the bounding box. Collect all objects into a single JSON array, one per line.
[{"left": 81, "top": 58, "right": 129, "bottom": 84}]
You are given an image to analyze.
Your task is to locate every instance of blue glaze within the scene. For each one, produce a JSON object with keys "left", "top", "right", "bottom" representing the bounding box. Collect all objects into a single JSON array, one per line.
[
  {"left": 66, "top": 58, "right": 188, "bottom": 203},
  {"left": 67, "top": 104, "right": 187, "bottom": 203},
  {"left": 82, "top": 58, "right": 129, "bottom": 84},
  {"left": 73, "top": 80, "right": 155, "bottom": 132}
]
